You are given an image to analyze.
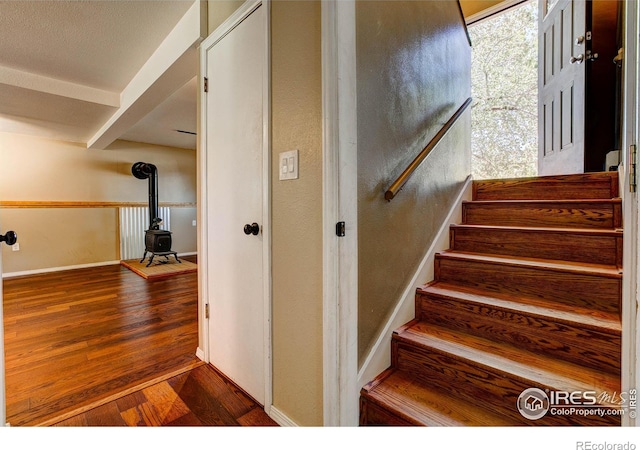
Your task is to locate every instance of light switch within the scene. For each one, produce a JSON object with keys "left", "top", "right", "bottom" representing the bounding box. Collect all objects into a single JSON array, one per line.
[{"left": 279, "top": 150, "right": 299, "bottom": 180}]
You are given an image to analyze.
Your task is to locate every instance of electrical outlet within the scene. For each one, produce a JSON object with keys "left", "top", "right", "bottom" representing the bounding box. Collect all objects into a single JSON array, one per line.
[
  {"left": 192, "top": 220, "right": 197, "bottom": 227},
  {"left": 11, "top": 242, "right": 19, "bottom": 252}
]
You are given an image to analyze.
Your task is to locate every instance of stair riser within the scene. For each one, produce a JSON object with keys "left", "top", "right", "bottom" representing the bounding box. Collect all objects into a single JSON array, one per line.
[
  {"left": 450, "top": 227, "right": 622, "bottom": 267},
  {"left": 393, "top": 340, "right": 620, "bottom": 426},
  {"left": 473, "top": 173, "right": 618, "bottom": 201},
  {"left": 435, "top": 256, "right": 621, "bottom": 314},
  {"left": 360, "top": 397, "right": 414, "bottom": 426},
  {"left": 416, "top": 291, "right": 621, "bottom": 375},
  {"left": 462, "top": 201, "right": 622, "bottom": 229}
]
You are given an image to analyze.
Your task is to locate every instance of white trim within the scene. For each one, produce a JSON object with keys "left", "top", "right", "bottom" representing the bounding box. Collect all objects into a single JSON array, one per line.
[
  {"left": 322, "top": 0, "right": 359, "bottom": 426},
  {"left": 621, "top": 0, "right": 639, "bottom": 428},
  {"left": 261, "top": 0, "right": 273, "bottom": 415},
  {"left": 1, "top": 252, "right": 197, "bottom": 279},
  {"left": 195, "top": 347, "right": 206, "bottom": 361},
  {"left": 465, "top": 0, "right": 528, "bottom": 25},
  {"left": 0, "top": 221, "right": 5, "bottom": 426},
  {"left": 268, "top": 406, "right": 299, "bottom": 427},
  {"left": 2, "top": 260, "right": 121, "bottom": 279},
  {"left": 357, "top": 176, "right": 473, "bottom": 390},
  {"left": 198, "top": 0, "right": 272, "bottom": 415}
]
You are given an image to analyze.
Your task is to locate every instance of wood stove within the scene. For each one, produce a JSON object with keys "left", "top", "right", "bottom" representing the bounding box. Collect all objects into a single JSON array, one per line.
[{"left": 132, "top": 162, "right": 181, "bottom": 267}]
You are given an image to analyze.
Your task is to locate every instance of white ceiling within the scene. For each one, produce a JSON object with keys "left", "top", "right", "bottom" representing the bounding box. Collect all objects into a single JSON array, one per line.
[{"left": 0, "top": 0, "right": 201, "bottom": 150}]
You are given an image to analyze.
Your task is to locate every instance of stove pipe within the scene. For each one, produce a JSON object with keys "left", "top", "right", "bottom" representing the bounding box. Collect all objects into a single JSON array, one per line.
[{"left": 132, "top": 162, "right": 160, "bottom": 230}]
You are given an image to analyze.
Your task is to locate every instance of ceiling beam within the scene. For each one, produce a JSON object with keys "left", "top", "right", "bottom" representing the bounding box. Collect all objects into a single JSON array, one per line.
[
  {"left": 0, "top": 65, "right": 120, "bottom": 107},
  {"left": 87, "top": 0, "right": 207, "bottom": 150}
]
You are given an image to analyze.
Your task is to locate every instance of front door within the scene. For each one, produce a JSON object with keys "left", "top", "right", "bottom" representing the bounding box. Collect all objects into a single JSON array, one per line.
[
  {"left": 204, "top": 4, "right": 266, "bottom": 404},
  {"left": 538, "top": 0, "right": 587, "bottom": 175}
]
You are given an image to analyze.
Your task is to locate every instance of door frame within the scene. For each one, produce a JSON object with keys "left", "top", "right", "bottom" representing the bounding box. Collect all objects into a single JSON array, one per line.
[
  {"left": 197, "top": 0, "right": 272, "bottom": 412},
  {"left": 321, "top": 0, "right": 359, "bottom": 426},
  {"left": 621, "top": 0, "right": 639, "bottom": 428},
  {"left": 0, "top": 218, "right": 5, "bottom": 426}
]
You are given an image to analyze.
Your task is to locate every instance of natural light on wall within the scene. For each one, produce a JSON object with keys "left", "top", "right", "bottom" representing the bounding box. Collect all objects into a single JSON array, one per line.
[{"left": 469, "top": 0, "right": 539, "bottom": 180}]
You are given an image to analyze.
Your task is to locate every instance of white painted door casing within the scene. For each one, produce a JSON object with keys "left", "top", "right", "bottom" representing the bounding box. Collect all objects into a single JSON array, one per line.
[{"left": 0, "top": 217, "right": 5, "bottom": 426}]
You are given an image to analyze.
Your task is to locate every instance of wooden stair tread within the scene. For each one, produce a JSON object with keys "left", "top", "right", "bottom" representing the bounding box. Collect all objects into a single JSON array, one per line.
[
  {"left": 473, "top": 172, "right": 619, "bottom": 201},
  {"left": 450, "top": 224, "right": 623, "bottom": 237},
  {"left": 438, "top": 250, "right": 622, "bottom": 278},
  {"left": 395, "top": 322, "right": 620, "bottom": 398},
  {"left": 465, "top": 198, "right": 622, "bottom": 205},
  {"left": 361, "top": 369, "right": 514, "bottom": 426},
  {"left": 419, "top": 282, "right": 621, "bottom": 333}
]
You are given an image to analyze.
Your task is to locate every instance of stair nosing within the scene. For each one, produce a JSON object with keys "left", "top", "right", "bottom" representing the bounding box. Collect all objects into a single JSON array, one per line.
[
  {"left": 464, "top": 198, "right": 622, "bottom": 204},
  {"left": 437, "top": 250, "right": 622, "bottom": 278},
  {"left": 418, "top": 282, "right": 621, "bottom": 334},
  {"left": 450, "top": 224, "right": 623, "bottom": 237},
  {"left": 362, "top": 369, "right": 515, "bottom": 426},
  {"left": 395, "top": 323, "right": 620, "bottom": 398}
]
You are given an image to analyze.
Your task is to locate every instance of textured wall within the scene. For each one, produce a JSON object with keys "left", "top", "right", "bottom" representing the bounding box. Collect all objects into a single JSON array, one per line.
[
  {"left": 270, "top": 0, "right": 324, "bottom": 426},
  {"left": 0, "top": 133, "right": 197, "bottom": 273},
  {"left": 207, "top": 0, "right": 245, "bottom": 34},
  {"left": 356, "top": 0, "right": 472, "bottom": 363}
]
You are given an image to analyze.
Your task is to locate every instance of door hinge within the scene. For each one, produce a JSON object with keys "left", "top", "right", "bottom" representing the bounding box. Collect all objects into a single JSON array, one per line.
[
  {"left": 336, "top": 221, "right": 346, "bottom": 237},
  {"left": 630, "top": 144, "right": 637, "bottom": 193},
  {"left": 205, "top": 304, "right": 210, "bottom": 319},
  {"left": 204, "top": 77, "right": 208, "bottom": 93}
]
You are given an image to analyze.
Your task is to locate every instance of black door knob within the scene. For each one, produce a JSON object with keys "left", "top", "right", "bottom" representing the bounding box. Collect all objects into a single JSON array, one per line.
[
  {"left": 243, "top": 223, "right": 260, "bottom": 236},
  {"left": 0, "top": 231, "right": 17, "bottom": 246}
]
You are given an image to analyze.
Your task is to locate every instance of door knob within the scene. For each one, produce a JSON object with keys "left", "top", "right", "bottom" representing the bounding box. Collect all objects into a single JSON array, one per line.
[
  {"left": 243, "top": 223, "right": 260, "bottom": 236},
  {"left": 570, "top": 54, "right": 584, "bottom": 64},
  {"left": 0, "top": 231, "right": 17, "bottom": 246}
]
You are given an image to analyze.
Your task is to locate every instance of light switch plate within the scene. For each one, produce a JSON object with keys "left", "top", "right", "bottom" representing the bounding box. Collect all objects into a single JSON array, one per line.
[{"left": 279, "top": 149, "right": 299, "bottom": 181}]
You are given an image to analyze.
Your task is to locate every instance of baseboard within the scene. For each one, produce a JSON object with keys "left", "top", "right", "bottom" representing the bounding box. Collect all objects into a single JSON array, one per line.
[
  {"left": 195, "top": 347, "right": 206, "bottom": 361},
  {"left": 2, "top": 252, "right": 198, "bottom": 279},
  {"left": 268, "top": 405, "right": 299, "bottom": 427},
  {"left": 356, "top": 175, "right": 473, "bottom": 390},
  {"left": 2, "top": 260, "right": 121, "bottom": 279}
]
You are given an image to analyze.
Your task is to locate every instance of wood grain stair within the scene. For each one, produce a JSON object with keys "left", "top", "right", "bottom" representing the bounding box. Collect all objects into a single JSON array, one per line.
[{"left": 360, "top": 172, "right": 623, "bottom": 426}]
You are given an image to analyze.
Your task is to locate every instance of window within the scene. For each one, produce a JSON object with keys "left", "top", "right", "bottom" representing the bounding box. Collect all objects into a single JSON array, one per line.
[{"left": 470, "top": 0, "right": 538, "bottom": 179}]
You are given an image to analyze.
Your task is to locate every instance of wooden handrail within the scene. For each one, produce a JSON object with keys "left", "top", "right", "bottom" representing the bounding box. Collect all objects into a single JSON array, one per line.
[{"left": 384, "top": 97, "right": 472, "bottom": 201}]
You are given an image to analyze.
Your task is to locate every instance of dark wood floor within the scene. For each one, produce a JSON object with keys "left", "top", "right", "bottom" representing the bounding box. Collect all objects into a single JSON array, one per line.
[{"left": 3, "top": 255, "right": 275, "bottom": 426}]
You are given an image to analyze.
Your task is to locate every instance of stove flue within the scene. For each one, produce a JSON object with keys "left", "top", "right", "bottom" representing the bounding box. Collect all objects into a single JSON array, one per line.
[{"left": 132, "top": 162, "right": 180, "bottom": 267}]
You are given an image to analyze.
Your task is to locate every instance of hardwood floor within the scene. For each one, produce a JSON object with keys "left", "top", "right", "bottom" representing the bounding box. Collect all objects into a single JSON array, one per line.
[
  {"left": 3, "top": 255, "right": 272, "bottom": 427},
  {"left": 52, "top": 363, "right": 278, "bottom": 426}
]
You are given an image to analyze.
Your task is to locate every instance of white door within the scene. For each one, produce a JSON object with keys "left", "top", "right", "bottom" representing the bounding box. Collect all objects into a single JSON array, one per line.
[
  {"left": 538, "top": 0, "right": 586, "bottom": 175},
  {"left": 204, "top": 5, "right": 266, "bottom": 404}
]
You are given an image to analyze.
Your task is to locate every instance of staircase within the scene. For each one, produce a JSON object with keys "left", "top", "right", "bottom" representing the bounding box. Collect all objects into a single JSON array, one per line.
[{"left": 360, "top": 172, "right": 623, "bottom": 426}]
